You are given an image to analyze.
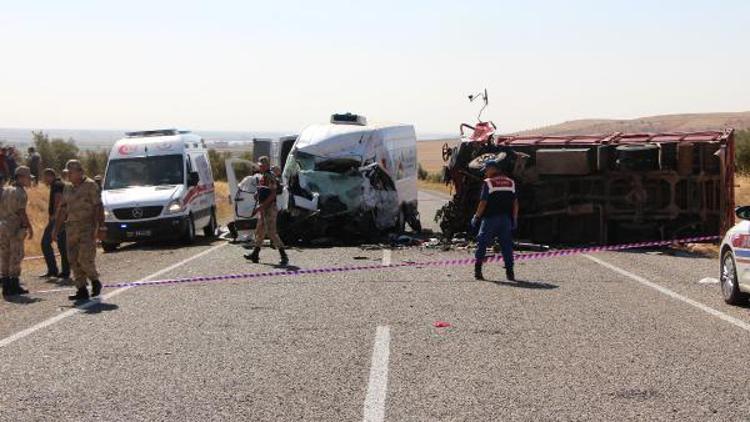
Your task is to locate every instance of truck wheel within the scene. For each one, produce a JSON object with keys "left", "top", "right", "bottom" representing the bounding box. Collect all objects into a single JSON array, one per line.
[
  {"left": 203, "top": 208, "right": 217, "bottom": 238},
  {"left": 102, "top": 242, "right": 119, "bottom": 253},
  {"left": 721, "top": 251, "right": 746, "bottom": 305},
  {"left": 183, "top": 214, "right": 196, "bottom": 244}
]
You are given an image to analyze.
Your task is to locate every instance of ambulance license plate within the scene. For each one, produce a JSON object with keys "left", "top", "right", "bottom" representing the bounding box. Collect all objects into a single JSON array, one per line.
[{"left": 127, "top": 230, "right": 152, "bottom": 238}]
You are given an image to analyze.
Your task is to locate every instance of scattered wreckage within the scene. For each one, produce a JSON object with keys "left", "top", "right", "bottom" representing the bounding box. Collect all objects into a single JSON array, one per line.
[
  {"left": 226, "top": 114, "right": 422, "bottom": 244},
  {"left": 438, "top": 93, "right": 735, "bottom": 245}
]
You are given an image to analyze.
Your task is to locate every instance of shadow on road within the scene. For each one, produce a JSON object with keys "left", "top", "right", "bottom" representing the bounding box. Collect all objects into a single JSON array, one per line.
[
  {"left": 490, "top": 279, "right": 558, "bottom": 290},
  {"left": 104, "top": 237, "right": 219, "bottom": 254},
  {"left": 3, "top": 295, "right": 44, "bottom": 304},
  {"left": 81, "top": 302, "right": 119, "bottom": 314}
]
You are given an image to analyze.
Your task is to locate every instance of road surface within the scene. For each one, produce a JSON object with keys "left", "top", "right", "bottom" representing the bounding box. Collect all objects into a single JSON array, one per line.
[{"left": 2, "top": 190, "right": 749, "bottom": 421}]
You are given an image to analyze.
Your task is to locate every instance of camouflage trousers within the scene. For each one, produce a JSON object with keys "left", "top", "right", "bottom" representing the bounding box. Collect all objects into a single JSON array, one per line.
[
  {"left": 66, "top": 223, "right": 99, "bottom": 288},
  {"left": 0, "top": 225, "right": 26, "bottom": 278},
  {"left": 254, "top": 206, "right": 283, "bottom": 249}
]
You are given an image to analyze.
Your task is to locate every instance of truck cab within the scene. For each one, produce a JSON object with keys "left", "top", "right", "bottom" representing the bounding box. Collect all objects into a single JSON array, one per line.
[{"left": 101, "top": 129, "right": 217, "bottom": 251}]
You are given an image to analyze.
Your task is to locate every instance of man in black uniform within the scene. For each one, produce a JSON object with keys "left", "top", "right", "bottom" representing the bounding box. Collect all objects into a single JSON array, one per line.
[
  {"left": 41, "top": 168, "right": 70, "bottom": 278},
  {"left": 471, "top": 159, "right": 519, "bottom": 281}
]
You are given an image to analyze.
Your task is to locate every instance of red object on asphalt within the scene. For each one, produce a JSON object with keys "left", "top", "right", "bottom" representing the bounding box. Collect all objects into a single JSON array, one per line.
[{"left": 433, "top": 321, "right": 451, "bottom": 328}]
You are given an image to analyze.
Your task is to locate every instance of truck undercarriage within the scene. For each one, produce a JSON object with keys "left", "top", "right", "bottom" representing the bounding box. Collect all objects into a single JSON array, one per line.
[{"left": 438, "top": 127, "right": 735, "bottom": 245}]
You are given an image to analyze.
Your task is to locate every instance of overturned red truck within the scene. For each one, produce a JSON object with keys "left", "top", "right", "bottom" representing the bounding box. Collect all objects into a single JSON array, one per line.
[{"left": 438, "top": 121, "right": 735, "bottom": 245}]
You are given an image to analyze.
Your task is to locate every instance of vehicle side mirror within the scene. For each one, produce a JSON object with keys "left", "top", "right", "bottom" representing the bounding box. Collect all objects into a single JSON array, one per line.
[
  {"left": 736, "top": 206, "right": 750, "bottom": 220},
  {"left": 188, "top": 172, "right": 200, "bottom": 187}
]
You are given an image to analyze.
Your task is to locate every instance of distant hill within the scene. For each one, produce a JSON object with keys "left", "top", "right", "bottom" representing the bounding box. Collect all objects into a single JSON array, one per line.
[{"left": 516, "top": 112, "right": 750, "bottom": 136}]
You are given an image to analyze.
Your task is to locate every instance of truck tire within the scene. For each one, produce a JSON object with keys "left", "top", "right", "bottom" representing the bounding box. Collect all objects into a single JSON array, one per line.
[
  {"left": 183, "top": 214, "right": 196, "bottom": 244},
  {"left": 102, "top": 242, "right": 119, "bottom": 253},
  {"left": 203, "top": 208, "right": 217, "bottom": 238}
]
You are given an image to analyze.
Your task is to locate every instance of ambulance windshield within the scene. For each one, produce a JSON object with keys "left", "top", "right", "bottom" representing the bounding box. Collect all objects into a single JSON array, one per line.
[{"left": 104, "top": 154, "right": 184, "bottom": 190}]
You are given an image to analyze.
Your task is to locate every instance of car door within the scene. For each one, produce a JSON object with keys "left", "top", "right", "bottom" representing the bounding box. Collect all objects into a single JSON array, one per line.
[{"left": 225, "top": 158, "right": 260, "bottom": 221}]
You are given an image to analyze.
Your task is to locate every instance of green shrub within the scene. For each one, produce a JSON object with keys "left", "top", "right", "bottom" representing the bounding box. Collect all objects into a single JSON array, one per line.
[
  {"left": 32, "top": 131, "right": 80, "bottom": 172},
  {"left": 418, "top": 163, "right": 429, "bottom": 180}
]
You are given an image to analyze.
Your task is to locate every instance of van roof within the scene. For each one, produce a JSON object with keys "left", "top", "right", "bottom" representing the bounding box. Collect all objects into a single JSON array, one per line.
[{"left": 110, "top": 131, "right": 205, "bottom": 159}]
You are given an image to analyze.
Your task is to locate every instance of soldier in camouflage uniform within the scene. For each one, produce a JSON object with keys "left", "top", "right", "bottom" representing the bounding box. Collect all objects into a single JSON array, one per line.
[
  {"left": 0, "top": 166, "right": 33, "bottom": 296},
  {"left": 53, "top": 160, "right": 106, "bottom": 301},
  {"left": 244, "top": 156, "right": 288, "bottom": 266}
]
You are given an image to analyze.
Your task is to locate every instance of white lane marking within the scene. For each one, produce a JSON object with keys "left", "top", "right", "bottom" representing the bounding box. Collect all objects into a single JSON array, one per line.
[
  {"left": 699, "top": 277, "right": 720, "bottom": 284},
  {"left": 584, "top": 254, "right": 750, "bottom": 333},
  {"left": 0, "top": 243, "right": 227, "bottom": 349},
  {"left": 363, "top": 326, "right": 391, "bottom": 422},
  {"left": 33, "top": 287, "right": 75, "bottom": 294},
  {"left": 382, "top": 249, "right": 392, "bottom": 267}
]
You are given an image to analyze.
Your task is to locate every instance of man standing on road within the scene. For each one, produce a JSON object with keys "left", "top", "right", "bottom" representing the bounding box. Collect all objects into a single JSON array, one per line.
[
  {"left": 53, "top": 160, "right": 106, "bottom": 301},
  {"left": 0, "top": 166, "right": 33, "bottom": 296},
  {"left": 41, "top": 168, "right": 69, "bottom": 279},
  {"left": 27, "top": 147, "right": 41, "bottom": 186},
  {"left": 471, "top": 159, "right": 518, "bottom": 281},
  {"left": 244, "top": 156, "right": 289, "bottom": 266}
]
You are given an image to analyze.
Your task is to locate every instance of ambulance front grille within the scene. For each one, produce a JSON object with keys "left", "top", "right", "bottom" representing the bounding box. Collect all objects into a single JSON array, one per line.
[{"left": 113, "top": 206, "right": 164, "bottom": 220}]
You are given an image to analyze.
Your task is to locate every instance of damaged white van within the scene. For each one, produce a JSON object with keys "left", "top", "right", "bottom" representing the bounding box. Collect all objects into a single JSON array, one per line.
[
  {"left": 101, "top": 129, "right": 217, "bottom": 251},
  {"left": 225, "top": 115, "right": 420, "bottom": 243},
  {"left": 280, "top": 113, "right": 420, "bottom": 242}
]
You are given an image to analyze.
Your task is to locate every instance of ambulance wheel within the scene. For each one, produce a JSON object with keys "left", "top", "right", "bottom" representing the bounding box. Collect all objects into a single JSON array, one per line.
[
  {"left": 102, "top": 242, "right": 119, "bottom": 253},
  {"left": 721, "top": 250, "right": 746, "bottom": 305},
  {"left": 183, "top": 214, "right": 196, "bottom": 244},
  {"left": 203, "top": 208, "right": 217, "bottom": 238}
]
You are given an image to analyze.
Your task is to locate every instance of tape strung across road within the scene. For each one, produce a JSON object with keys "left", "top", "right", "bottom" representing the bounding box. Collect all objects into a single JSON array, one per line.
[{"left": 100, "top": 235, "right": 720, "bottom": 290}]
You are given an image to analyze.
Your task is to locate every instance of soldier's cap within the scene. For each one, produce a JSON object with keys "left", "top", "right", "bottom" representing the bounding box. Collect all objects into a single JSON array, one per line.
[{"left": 14, "top": 166, "right": 31, "bottom": 177}]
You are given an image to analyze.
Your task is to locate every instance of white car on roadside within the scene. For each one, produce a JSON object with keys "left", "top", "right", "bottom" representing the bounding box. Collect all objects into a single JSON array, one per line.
[{"left": 719, "top": 206, "right": 750, "bottom": 305}]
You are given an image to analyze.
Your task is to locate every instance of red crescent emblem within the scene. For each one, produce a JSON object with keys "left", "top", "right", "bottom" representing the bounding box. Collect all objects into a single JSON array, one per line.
[{"left": 118, "top": 144, "right": 136, "bottom": 155}]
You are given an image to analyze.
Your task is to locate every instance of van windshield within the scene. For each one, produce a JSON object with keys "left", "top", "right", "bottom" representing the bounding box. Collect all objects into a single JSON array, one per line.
[{"left": 104, "top": 154, "right": 184, "bottom": 190}]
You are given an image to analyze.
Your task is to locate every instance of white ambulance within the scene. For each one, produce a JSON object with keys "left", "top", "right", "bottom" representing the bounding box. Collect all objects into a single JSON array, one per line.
[{"left": 101, "top": 129, "right": 217, "bottom": 251}]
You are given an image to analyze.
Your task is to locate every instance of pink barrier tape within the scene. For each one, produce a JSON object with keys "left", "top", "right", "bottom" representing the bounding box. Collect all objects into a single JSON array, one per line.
[{"left": 100, "top": 235, "right": 720, "bottom": 290}]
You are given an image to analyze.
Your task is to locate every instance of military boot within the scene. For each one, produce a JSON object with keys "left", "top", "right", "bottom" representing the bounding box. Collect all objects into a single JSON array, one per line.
[
  {"left": 279, "top": 248, "right": 289, "bottom": 266},
  {"left": 91, "top": 280, "right": 102, "bottom": 297},
  {"left": 11, "top": 278, "right": 28, "bottom": 295},
  {"left": 244, "top": 247, "right": 261, "bottom": 263},
  {"left": 474, "top": 261, "right": 484, "bottom": 281},
  {"left": 505, "top": 267, "right": 515, "bottom": 282},
  {"left": 68, "top": 287, "right": 90, "bottom": 302}
]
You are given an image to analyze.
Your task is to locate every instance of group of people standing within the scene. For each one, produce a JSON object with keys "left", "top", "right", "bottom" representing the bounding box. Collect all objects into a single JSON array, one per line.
[{"left": 1, "top": 158, "right": 105, "bottom": 302}]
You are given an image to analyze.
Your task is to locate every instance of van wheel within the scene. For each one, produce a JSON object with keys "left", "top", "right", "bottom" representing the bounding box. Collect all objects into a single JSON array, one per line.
[
  {"left": 203, "top": 208, "right": 217, "bottom": 238},
  {"left": 183, "top": 214, "right": 196, "bottom": 244},
  {"left": 102, "top": 242, "right": 119, "bottom": 253}
]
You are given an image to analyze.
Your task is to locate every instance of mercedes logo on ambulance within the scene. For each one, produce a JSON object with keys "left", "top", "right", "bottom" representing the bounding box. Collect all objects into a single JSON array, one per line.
[{"left": 131, "top": 207, "right": 144, "bottom": 219}]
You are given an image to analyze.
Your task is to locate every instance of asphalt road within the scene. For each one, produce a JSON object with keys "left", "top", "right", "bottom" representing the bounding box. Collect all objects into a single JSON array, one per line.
[{"left": 2, "top": 190, "right": 750, "bottom": 421}]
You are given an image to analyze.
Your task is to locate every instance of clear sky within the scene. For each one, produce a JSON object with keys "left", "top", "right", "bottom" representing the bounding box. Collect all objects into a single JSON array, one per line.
[{"left": 1, "top": 0, "right": 748, "bottom": 135}]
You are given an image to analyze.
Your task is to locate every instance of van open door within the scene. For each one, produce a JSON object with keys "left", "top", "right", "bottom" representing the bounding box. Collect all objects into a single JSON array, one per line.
[{"left": 225, "top": 158, "right": 260, "bottom": 240}]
